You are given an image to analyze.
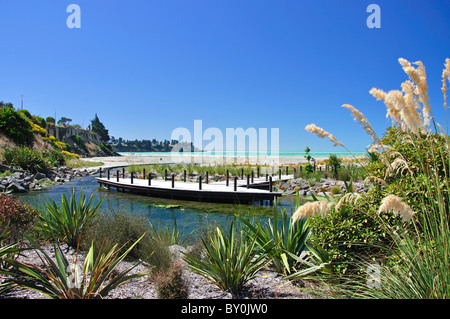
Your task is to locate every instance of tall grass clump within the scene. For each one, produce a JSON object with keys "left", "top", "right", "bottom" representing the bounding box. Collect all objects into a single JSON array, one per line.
[
  {"left": 237, "top": 200, "right": 310, "bottom": 276},
  {"left": 183, "top": 220, "right": 269, "bottom": 297},
  {"left": 2, "top": 146, "right": 52, "bottom": 174},
  {"left": 5, "top": 234, "right": 150, "bottom": 299},
  {"left": 36, "top": 188, "right": 103, "bottom": 248},
  {"left": 304, "top": 57, "right": 450, "bottom": 298}
]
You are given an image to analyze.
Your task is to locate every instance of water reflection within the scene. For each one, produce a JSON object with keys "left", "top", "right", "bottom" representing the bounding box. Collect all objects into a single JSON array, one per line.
[{"left": 16, "top": 176, "right": 301, "bottom": 235}]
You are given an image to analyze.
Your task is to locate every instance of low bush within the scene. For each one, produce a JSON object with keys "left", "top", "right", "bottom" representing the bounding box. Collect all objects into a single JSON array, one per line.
[
  {"left": 0, "top": 107, "right": 34, "bottom": 146},
  {"left": 153, "top": 260, "right": 189, "bottom": 299},
  {"left": 0, "top": 194, "right": 39, "bottom": 242},
  {"left": 2, "top": 146, "right": 51, "bottom": 173},
  {"left": 81, "top": 212, "right": 172, "bottom": 272}
]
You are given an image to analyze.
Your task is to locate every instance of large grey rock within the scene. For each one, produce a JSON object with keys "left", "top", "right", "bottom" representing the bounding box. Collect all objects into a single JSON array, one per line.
[
  {"left": 7, "top": 182, "right": 27, "bottom": 193},
  {"left": 35, "top": 172, "right": 46, "bottom": 180}
]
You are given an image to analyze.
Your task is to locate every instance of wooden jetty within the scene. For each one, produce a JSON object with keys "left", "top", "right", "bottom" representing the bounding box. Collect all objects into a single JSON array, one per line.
[{"left": 96, "top": 167, "right": 295, "bottom": 205}]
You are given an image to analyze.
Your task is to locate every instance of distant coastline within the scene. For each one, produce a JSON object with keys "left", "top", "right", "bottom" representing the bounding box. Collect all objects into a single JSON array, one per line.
[
  {"left": 117, "top": 151, "right": 366, "bottom": 158},
  {"left": 84, "top": 151, "right": 366, "bottom": 169}
]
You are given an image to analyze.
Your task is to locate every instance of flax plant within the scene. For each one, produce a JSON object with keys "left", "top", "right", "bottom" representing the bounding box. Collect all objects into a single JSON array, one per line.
[
  {"left": 182, "top": 220, "right": 269, "bottom": 297},
  {"left": 36, "top": 188, "right": 103, "bottom": 248},
  {"left": 237, "top": 200, "right": 310, "bottom": 276},
  {"left": 147, "top": 217, "right": 193, "bottom": 246},
  {"left": 6, "top": 234, "right": 150, "bottom": 299}
]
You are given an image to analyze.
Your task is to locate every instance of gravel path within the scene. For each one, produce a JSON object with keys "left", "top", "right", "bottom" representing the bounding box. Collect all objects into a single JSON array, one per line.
[{"left": 0, "top": 243, "right": 314, "bottom": 300}]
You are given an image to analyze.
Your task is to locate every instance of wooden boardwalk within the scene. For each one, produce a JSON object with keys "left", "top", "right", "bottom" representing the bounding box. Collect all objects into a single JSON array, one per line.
[{"left": 96, "top": 172, "right": 293, "bottom": 205}]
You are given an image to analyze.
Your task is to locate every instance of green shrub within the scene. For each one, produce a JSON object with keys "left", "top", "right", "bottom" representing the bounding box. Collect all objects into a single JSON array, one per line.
[
  {"left": 48, "top": 150, "right": 66, "bottom": 167},
  {"left": 307, "top": 199, "right": 403, "bottom": 279},
  {"left": 82, "top": 212, "right": 172, "bottom": 271},
  {"left": 2, "top": 146, "right": 51, "bottom": 173},
  {"left": 70, "top": 135, "right": 88, "bottom": 154},
  {"left": 0, "top": 107, "right": 34, "bottom": 145},
  {"left": 17, "top": 109, "right": 32, "bottom": 119}
]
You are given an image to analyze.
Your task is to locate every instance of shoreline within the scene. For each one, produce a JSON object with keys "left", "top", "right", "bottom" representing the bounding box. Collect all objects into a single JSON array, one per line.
[{"left": 82, "top": 153, "right": 365, "bottom": 169}]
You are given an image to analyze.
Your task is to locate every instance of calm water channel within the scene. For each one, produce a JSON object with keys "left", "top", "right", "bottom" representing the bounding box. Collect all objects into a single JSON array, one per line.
[{"left": 16, "top": 175, "right": 301, "bottom": 236}]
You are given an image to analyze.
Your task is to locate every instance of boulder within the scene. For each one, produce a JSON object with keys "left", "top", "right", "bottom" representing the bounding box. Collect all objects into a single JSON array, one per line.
[
  {"left": 7, "top": 182, "right": 27, "bottom": 193},
  {"left": 35, "top": 172, "right": 46, "bottom": 180}
]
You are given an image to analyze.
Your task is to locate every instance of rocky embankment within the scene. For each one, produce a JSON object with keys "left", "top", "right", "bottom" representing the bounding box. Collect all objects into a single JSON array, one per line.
[
  {"left": 0, "top": 164, "right": 90, "bottom": 193},
  {"left": 275, "top": 177, "right": 371, "bottom": 197}
]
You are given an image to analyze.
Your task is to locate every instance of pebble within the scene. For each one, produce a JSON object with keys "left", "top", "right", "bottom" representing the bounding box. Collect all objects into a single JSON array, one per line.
[{"left": 0, "top": 243, "right": 313, "bottom": 300}]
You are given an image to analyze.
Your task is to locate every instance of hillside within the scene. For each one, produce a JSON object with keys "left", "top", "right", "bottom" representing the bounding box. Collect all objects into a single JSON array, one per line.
[{"left": 0, "top": 105, "right": 117, "bottom": 158}]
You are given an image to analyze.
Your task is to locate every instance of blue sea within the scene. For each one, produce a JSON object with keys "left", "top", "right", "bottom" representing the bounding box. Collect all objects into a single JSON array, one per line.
[{"left": 118, "top": 151, "right": 366, "bottom": 158}]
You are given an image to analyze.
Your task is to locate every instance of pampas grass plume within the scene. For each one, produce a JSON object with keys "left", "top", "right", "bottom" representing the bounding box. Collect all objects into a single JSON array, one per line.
[
  {"left": 304, "top": 124, "right": 343, "bottom": 147},
  {"left": 292, "top": 201, "right": 335, "bottom": 223},
  {"left": 378, "top": 194, "right": 415, "bottom": 222}
]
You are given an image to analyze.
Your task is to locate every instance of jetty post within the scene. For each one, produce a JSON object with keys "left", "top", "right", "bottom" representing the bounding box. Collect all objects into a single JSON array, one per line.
[
  {"left": 107, "top": 169, "right": 110, "bottom": 180},
  {"left": 226, "top": 170, "right": 229, "bottom": 186},
  {"left": 148, "top": 172, "right": 152, "bottom": 186},
  {"left": 246, "top": 174, "right": 250, "bottom": 189},
  {"left": 99, "top": 168, "right": 102, "bottom": 178},
  {"left": 234, "top": 176, "right": 237, "bottom": 191},
  {"left": 131, "top": 172, "right": 134, "bottom": 184},
  {"left": 199, "top": 175, "right": 202, "bottom": 190},
  {"left": 206, "top": 171, "right": 209, "bottom": 184},
  {"left": 116, "top": 170, "right": 119, "bottom": 182},
  {"left": 172, "top": 174, "right": 175, "bottom": 188},
  {"left": 184, "top": 170, "right": 187, "bottom": 182}
]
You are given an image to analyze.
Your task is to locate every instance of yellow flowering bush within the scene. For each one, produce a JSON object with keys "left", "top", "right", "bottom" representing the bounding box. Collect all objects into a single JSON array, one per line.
[{"left": 62, "top": 150, "right": 79, "bottom": 158}]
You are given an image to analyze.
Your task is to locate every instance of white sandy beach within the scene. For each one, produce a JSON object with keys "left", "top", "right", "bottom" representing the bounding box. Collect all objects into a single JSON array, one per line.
[{"left": 81, "top": 153, "right": 360, "bottom": 169}]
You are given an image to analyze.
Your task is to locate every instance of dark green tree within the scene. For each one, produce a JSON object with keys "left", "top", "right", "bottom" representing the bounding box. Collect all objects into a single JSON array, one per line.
[
  {"left": 57, "top": 117, "right": 72, "bottom": 125},
  {"left": 90, "top": 114, "right": 110, "bottom": 144},
  {"left": 46, "top": 117, "right": 56, "bottom": 124},
  {"left": 328, "top": 154, "right": 342, "bottom": 175}
]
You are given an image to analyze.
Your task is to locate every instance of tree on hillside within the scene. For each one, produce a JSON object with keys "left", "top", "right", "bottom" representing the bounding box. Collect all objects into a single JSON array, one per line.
[
  {"left": 46, "top": 117, "right": 56, "bottom": 124},
  {"left": 0, "top": 101, "right": 14, "bottom": 109},
  {"left": 90, "top": 113, "right": 110, "bottom": 144},
  {"left": 57, "top": 117, "right": 72, "bottom": 125}
]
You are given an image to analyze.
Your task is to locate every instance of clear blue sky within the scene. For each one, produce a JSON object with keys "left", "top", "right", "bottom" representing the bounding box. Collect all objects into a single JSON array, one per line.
[{"left": 1, "top": 0, "right": 449, "bottom": 152}]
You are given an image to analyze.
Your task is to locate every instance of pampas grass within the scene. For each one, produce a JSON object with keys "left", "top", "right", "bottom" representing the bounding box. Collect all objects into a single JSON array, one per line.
[
  {"left": 378, "top": 194, "right": 416, "bottom": 222},
  {"left": 342, "top": 104, "right": 379, "bottom": 144},
  {"left": 292, "top": 201, "right": 335, "bottom": 223},
  {"left": 304, "top": 124, "right": 343, "bottom": 147}
]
